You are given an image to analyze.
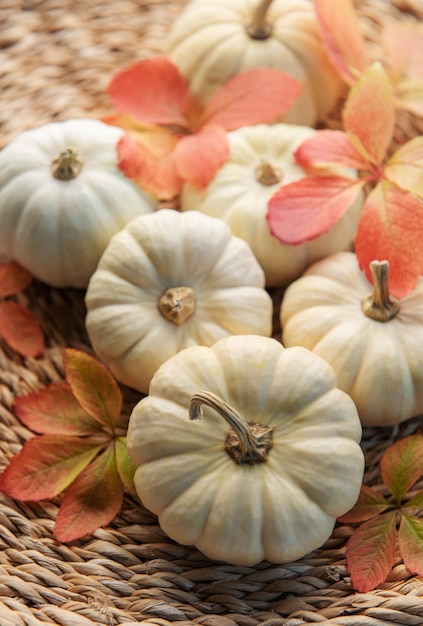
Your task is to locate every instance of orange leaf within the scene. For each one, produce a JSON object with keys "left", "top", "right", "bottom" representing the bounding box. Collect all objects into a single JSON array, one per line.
[
  {"left": 312, "top": 0, "right": 366, "bottom": 85},
  {"left": 13, "top": 383, "right": 101, "bottom": 436},
  {"left": 295, "top": 129, "right": 369, "bottom": 171},
  {"left": 355, "top": 182, "right": 423, "bottom": 298},
  {"left": 384, "top": 20, "right": 423, "bottom": 82},
  {"left": 267, "top": 175, "right": 364, "bottom": 244},
  {"left": 345, "top": 511, "right": 397, "bottom": 592},
  {"left": 54, "top": 445, "right": 123, "bottom": 542},
  {"left": 384, "top": 136, "right": 423, "bottom": 198},
  {"left": 0, "top": 301, "right": 44, "bottom": 357},
  {"left": 64, "top": 349, "right": 122, "bottom": 432},
  {"left": 380, "top": 434, "right": 423, "bottom": 504},
  {"left": 343, "top": 63, "right": 395, "bottom": 166},
  {"left": 107, "top": 56, "right": 193, "bottom": 128},
  {"left": 174, "top": 124, "right": 229, "bottom": 189},
  {"left": 0, "top": 436, "right": 103, "bottom": 501},
  {"left": 338, "top": 485, "right": 391, "bottom": 524},
  {"left": 117, "top": 131, "right": 183, "bottom": 199},
  {"left": 0, "top": 262, "right": 33, "bottom": 298},
  {"left": 398, "top": 515, "right": 423, "bottom": 577},
  {"left": 200, "top": 68, "right": 302, "bottom": 130}
]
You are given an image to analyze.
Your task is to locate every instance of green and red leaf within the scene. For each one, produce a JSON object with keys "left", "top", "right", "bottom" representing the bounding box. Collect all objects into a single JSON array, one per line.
[
  {"left": 398, "top": 515, "right": 423, "bottom": 577},
  {"left": 64, "top": 349, "right": 122, "bottom": 432},
  {"left": 343, "top": 62, "right": 395, "bottom": 167},
  {"left": 345, "top": 511, "right": 397, "bottom": 592},
  {"left": 294, "top": 130, "right": 369, "bottom": 172},
  {"left": 0, "top": 436, "right": 103, "bottom": 501},
  {"left": 13, "top": 383, "right": 100, "bottom": 436},
  {"left": 115, "top": 436, "right": 138, "bottom": 500},
  {"left": 313, "top": 0, "right": 366, "bottom": 85},
  {"left": 384, "top": 136, "right": 423, "bottom": 198},
  {"left": 355, "top": 182, "right": 423, "bottom": 298},
  {"left": 108, "top": 56, "right": 193, "bottom": 128},
  {"left": 267, "top": 175, "right": 364, "bottom": 244},
  {"left": 54, "top": 444, "right": 123, "bottom": 542},
  {"left": 338, "top": 485, "right": 391, "bottom": 524},
  {"left": 200, "top": 68, "right": 302, "bottom": 130},
  {"left": 0, "top": 301, "right": 44, "bottom": 357},
  {"left": 380, "top": 434, "right": 423, "bottom": 504},
  {"left": 0, "top": 262, "right": 33, "bottom": 298}
]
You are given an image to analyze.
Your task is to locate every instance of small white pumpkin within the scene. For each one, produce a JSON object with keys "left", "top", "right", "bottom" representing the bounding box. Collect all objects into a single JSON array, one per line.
[
  {"left": 85, "top": 209, "right": 273, "bottom": 394},
  {"left": 281, "top": 251, "right": 423, "bottom": 427},
  {"left": 127, "top": 334, "right": 364, "bottom": 566},
  {"left": 181, "top": 124, "right": 363, "bottom": 287},
  {"left": 0, "top": 119, "right": 157, "bottom": 288},
  {"left": 167, "top": 0, "right": 343, "bottom": 126}
]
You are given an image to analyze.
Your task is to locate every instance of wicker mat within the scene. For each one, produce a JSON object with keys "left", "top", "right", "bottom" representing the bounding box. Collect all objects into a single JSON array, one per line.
[{"left": 1, "top": 1, "right": 423, "bottom": 624}]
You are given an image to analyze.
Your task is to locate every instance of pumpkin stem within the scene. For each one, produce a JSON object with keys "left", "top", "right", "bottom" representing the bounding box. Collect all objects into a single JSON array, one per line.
[
  {"left": 246, "top": 0, "right": 273, "bottom": 40},
  {"left": 255, "top": 162, "right": 282, "bottom": 186},
  {"left": 361, "top": 260, "right": 400, "bottom": 322},
  {"left": 158, "top": 286, "right": 196, "bottom": 325},
  {"left": 189, "top": 390, "right": 273, "bottom": 464},
  {"left": 51, "top": 147, "right": 83, "bottom": 180}
]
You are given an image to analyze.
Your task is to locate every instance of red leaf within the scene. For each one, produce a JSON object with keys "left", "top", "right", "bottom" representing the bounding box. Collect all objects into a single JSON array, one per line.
[
  {"left": 267, "top": 175, "right": 364, "bottom": 244},
  {"left": 384, "top": 136, "right": 423, "bottom": 198},
  {"left": 338, "top": 485, "right": 391, "bottom": 523},
  {"left": 117, "top": 130, "right": 182, "bottom": 199},
  {"left": 0, "top": 301, "right": 44, "bottom": 357},
  {"left": 343, "top": 63, "right": 395, "bottom": 166},
  {"left": 0, "top": 262, "right": 33, "bottom": 298},
  {"left": 64, "top": 349, "right": 122, "bottom": 432},
  {"left": 107, "top": 56, "right": 193, "bottom": 128},
  {"left": 200, "top": 68, "right": 302, "bottom": 131},
  {"left": 13, "top": 383, "right": 101, "bottom": 436},
  {"left": 380, "top": 434, "right": 423, "bottom": 504},
  {"left": 355, "top": 182, "right": 423, "bottom": 298},
  {"left": 54, "top": 445, "right": 123, "bottom": 542},
  {"left": 312, "top": 0, "right": 366, "bottom": 85},
  {"left": 345, "top": 511, "right": 397, "bottom": 592},
  {"left": 398, "top": 515, "right": 423, "bottom": 577},
  {"left": 0, "top": 436, "right": 103, "bottom": 501},
  {"left": 174, "top": 124, "right": 229, "bottom": 189},
  {"left": 295, "top": 130, "right": 369, "bottom": 171}
]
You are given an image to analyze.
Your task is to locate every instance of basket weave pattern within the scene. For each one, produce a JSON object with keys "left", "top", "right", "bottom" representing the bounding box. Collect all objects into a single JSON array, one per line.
[{"left": 1, "top": 1, "right": 423, "bottom": 624}]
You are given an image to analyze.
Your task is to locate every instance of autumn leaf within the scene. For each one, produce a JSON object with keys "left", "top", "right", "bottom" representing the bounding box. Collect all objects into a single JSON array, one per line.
[
  {"left": 267, "top": 63, "right": 423, "bottom": 298},
  {"left": 341, "top": 433, "right": 423, "bottom": 592},
  {"left": 0, "top": 349, "right": 137, "bottom": 542},
  {"left": 312, "top": 0, "right": 366, "bottom": 85},
  {"left": 0, "top": 261, "right": 44, "bottom": 357},
  {"left": 106, "top": 56, "right": 302, "bottom": 198}
]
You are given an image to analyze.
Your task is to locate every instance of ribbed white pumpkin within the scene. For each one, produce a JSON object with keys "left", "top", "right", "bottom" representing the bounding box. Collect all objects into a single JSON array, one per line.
[
  {"left": 85, "top": 209, "right": 273, "bottom": 394},
  {"left": 167, "top": 0, "right": 343, "bottom": 126},
  {"left": 127, "top": 334, "right": 364, "bottom": 566},
  {"left": 181, "top": 123, "right": 363, "bottom": 287},
  {"left": 281, "top": 251, "right": 423, "bottom": 427},
  {"left": 0, "top": 119, "right": 156, "bottom": 288}
]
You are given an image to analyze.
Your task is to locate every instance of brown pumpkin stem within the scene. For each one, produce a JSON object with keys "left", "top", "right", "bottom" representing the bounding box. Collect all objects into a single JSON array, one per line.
[
  {"left": 255, "top": 162, "right": 282, "bottom": 186},
  {"left": 361, "top": 260, "right": 400, "bottom": 322},
  {"left": 51, "top": 147, "right": 83, "bottom": 180},
  {"left": 246, "top": 0, "right": 273, "bottom": 40},
  {"left": 158, "top": 286, "right": 196, "bottom": 325},
  {"left": 189, "top": 390, "right": 273, "bottom": 465}
]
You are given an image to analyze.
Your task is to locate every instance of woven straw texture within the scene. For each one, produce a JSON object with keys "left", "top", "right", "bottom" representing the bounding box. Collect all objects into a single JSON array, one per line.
[{"left": 1, "top": 1, "right": 423, "bottom": 624}]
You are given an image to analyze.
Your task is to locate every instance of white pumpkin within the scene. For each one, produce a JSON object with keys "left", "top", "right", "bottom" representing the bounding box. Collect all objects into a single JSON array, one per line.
[
  {"left": 281, "top": 251, "right": 423, "bottom": 427},
  {"left": 127, "top": 334, "right": 364, "bottom": 566},
  {"left": 85, "top": 209, "right": 273, "bottom": 394},
  {"left": 167, "top": 0, "right": 343, "bottom": 126},
  {"left": 181, "top": 123, "right": 363, "bottom": 287},
  {"left": 0, "top": 119, "right": 157, "bottom": 288}
]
